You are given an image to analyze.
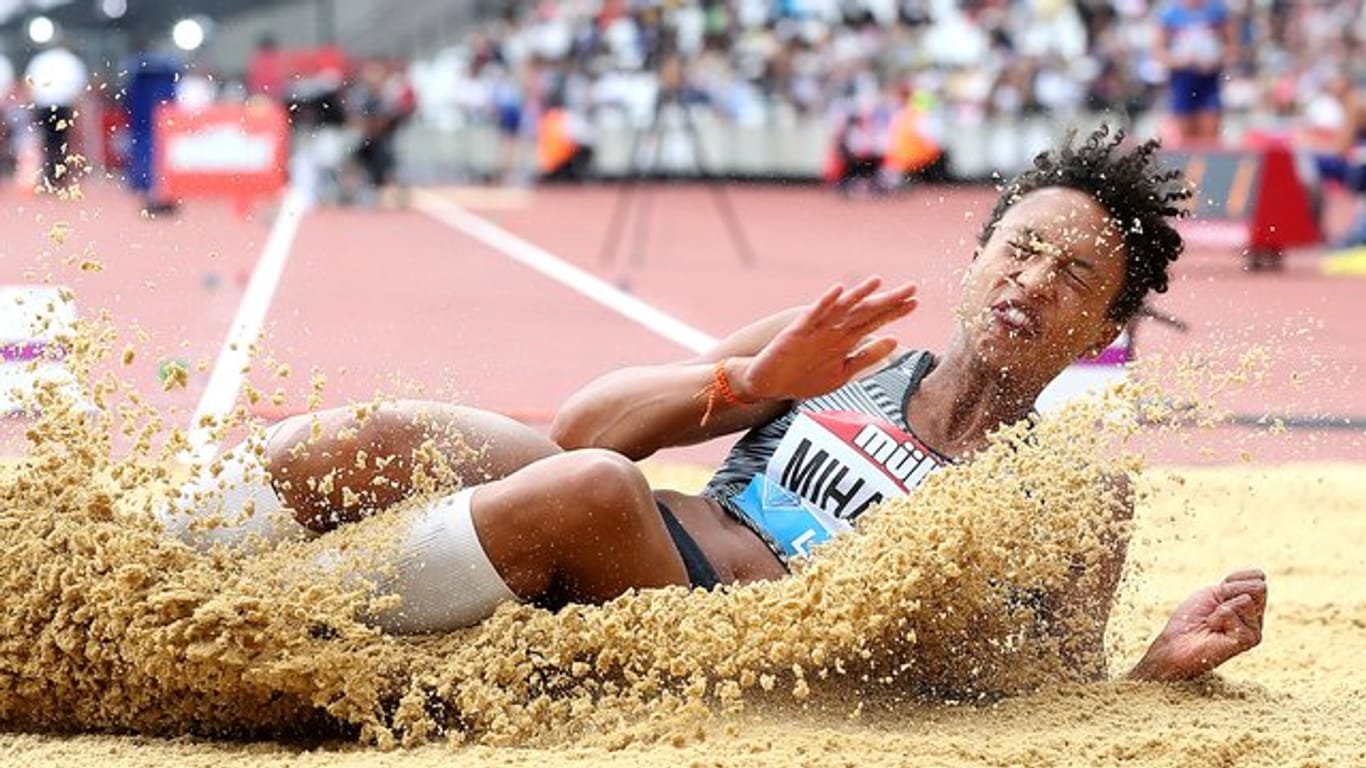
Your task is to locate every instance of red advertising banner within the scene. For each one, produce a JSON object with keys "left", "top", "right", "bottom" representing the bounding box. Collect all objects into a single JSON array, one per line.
[{"left": 154, "top": 101, "right": 288, "bottom": 204}]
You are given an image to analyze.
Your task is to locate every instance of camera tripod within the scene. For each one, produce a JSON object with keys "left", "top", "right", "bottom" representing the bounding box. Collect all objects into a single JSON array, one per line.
[{"left": 598, "top": 84, "right": 756, "bottom": 272}]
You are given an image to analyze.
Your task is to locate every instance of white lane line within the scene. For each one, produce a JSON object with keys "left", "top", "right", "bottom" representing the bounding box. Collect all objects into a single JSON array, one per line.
[
  {"left": 414, "top": 191, "right": 718, "bottom": 354},
  {"left": 185, "top": 187, "right": 309, "bottom": 460}
]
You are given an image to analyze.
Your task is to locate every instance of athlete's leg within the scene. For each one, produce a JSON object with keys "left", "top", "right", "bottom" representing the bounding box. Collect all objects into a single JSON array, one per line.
[
  {"left": 160, "top": 401, "right": 562, "bottom": 549},
  {"left": 468, "top": 449, "right": 690, "bottom": 605},
  {"left": 269, "top": 400, "right": 562, "bottom": 532}
]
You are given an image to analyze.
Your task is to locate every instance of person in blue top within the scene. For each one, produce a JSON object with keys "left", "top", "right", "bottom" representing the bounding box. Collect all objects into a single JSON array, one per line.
[
  {"left": 162, "top": 126, "right": 1267, "bottom": 685},
  {"left": 1154, "top": 0, "right": 1238, "bottom": 145},
  {"left": 1304, "top": 73, "right": 1366, "bottom": 249},
  {"left": 124, "top": 41, "right": 183, "bottom": 216}
]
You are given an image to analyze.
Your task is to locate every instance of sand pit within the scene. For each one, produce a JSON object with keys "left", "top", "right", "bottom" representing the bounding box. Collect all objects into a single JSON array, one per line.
[{"left": 2, "top": 433, "right": 1362, "bottom": 767}]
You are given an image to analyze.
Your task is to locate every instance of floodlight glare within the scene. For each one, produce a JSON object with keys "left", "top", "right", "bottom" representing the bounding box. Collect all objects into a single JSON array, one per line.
[
  {"left": 172, "top": 18, "right": 206, "bottom": 51},
  {"left": 101, "top": 0, "right": 128, "bottom": 20},
  {"left": 27, "top": 16, "right": 55, "bottom": 44}
]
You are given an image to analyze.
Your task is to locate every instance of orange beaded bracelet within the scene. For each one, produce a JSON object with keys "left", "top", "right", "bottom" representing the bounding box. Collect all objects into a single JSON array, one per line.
[
  {"left": 699, "top": 359, "right": 756, "bottom": 426},
  {"left": 713, "top": 359, "right": 755, "bottom": 407}
]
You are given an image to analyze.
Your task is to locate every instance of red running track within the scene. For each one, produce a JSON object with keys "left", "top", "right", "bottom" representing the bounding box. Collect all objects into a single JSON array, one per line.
[
  {"left": 0, "top": 181, "right": 271, "bottom": 454},
  {"left": 2, "top": 180, "right": 1362, "bottom": 465}
]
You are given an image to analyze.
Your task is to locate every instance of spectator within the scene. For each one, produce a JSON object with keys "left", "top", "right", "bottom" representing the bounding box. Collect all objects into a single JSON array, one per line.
[
  {"left": 345, "top": 59, "right": 416, "bottom": 207},
  {"left": 1302, "top": 73, "right": 1366, "bottom": 248},
  {"left": 826, "top": 74, "right": 896, "bottom": 195},
  {"left": 286, "top": 49, "right": 351, "bottom": 207},
  {"left": 883, "top": 88, "right": 945, "bottom": 186},
  {"left": 537, "top": 87, "right": 595, "bottom": 183},
  {"left": 1154, "top": 0, "right": 1238, "bottom": 145},
  {"left": 490, "top": 60, "right": 529, "bottom": 184},
  {"left": 24, "top": 37, "right": 87, "bottom": 190},
  {"left": 0, "top": 47, "right": 14, "bottom": 180},
  {"left": 124, "top": 41, "right": 183, "bottom": 216},
  {"left": 246, "top": 35, "right": 285, "bottom": 100},
  {"left": 410, "top": 0, "right": 1363, "bottom": 183}
]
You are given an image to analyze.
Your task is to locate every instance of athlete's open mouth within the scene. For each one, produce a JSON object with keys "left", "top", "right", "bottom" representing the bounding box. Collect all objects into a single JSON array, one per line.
[{"left": 989, "top": 300, "right": 1041, "bottom": 340}]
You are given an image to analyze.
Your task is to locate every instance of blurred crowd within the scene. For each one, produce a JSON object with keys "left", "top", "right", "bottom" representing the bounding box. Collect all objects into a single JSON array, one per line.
[
  {"left": 413, "top": 1, "right": 1365, "bottom": 178},
  {"left": 1, "top": 1, "right": 1363, "bottom": 238}
]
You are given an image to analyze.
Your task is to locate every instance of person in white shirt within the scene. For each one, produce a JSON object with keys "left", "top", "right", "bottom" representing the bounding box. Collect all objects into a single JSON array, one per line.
[{"left": 23, "top": 41, "right": 88, "bottom": 188}]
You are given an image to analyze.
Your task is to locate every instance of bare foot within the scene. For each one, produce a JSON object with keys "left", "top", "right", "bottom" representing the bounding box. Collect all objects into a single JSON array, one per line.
[{"left": 1128, "top": 569, "right": 1267, "bottom": 682}]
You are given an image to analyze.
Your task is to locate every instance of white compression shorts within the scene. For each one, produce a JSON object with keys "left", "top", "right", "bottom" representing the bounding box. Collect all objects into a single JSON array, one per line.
[{"left": 342, "top": 487, "right": 520, "bottom": 634}]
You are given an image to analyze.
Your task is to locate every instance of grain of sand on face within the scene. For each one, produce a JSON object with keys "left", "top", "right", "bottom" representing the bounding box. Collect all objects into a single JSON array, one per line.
[{"left": 0, "top": 314, "right": 1362, "bottom": 767}]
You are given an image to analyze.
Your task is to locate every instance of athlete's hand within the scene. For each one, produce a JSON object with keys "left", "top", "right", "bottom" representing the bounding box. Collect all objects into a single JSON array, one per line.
[
  {"left": 737, "top": 277, "right": 918, "bottom": 402},
  {"left": 1128, "top": 569, "right": 1267, "bottom": 682}
]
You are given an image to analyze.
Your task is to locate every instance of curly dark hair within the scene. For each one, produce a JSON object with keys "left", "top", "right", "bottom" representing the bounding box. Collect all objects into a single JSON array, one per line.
[{"left": 977, "top": 125, "right": 1191, "bottom": 323}]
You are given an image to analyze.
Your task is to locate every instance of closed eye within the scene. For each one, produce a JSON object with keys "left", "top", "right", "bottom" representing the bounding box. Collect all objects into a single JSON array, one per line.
[
  {"left": 1008, "top": 238, "right": 1034, "bottom": 260},
  {"left": 1011, "top": 237, "right": 1092, "bottom": 290},
  {"left": 1064, "top": 264, "right": 1090, "bottom": 289}
]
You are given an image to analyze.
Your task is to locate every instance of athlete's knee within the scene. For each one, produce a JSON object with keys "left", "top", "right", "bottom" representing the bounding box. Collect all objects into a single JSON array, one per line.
[
  {"left": 263, "top": 412, "right": 340, "bottom": 532},
  {"left": 266, "top": 407, "right": 395, "bottom": 531},
  {"left": 265, "top": 410, "right": 340, "bottom": 475},
  {"left": 157, "top": 422, "right": 314, "bottom": 550},
  {"left": 557, "top": 449, "right": 653, "bottom": 524}
]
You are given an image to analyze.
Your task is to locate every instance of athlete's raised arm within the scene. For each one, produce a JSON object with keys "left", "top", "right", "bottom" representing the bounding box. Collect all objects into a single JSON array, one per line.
[{"left": 551, "top": 277, "right": 917, "bottom": 460}]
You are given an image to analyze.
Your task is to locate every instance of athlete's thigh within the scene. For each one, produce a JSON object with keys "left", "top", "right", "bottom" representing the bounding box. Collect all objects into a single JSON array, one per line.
[
  {"left": 384, "top": 401, "right": 564, "bottom": 479},
  {"left": 278, "top": 400, "right": 557, "bottom": 474},
  {"left": 268, "top": 400, "right": 562, "bottom": 524}
]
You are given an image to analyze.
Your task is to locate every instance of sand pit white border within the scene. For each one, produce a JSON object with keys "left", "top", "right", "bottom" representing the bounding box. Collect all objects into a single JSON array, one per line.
[
  {"left": 414, "top": 190, "right": 717, "bottom": 354},
  {"left": 185, "top": 187, "right": 308, "bottom": 461}
]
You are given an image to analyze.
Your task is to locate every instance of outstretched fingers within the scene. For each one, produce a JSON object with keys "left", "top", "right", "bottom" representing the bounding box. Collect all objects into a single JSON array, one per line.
[
  {"left": 836, "top": 278, "right": 916, "bottom": 327},
  {"left": 845, "top": 335, "right": 899, "bottom": 373},
  {"left": 848, "top": 289, "right": 919, "bottom": 336},
  {"left": 804, "top": 282, "right": 847, "bottom": 327},
  {"left": 802, "top": 278, "right": 917, "bottom": 337},
  {"left": 825, "top": 276, "right": 884, "bottom": 322}
]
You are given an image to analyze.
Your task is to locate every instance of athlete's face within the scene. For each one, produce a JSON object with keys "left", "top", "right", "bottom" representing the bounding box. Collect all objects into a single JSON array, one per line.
[{"left": 957, "top": 187, "right": 1128, "bottom": 382}]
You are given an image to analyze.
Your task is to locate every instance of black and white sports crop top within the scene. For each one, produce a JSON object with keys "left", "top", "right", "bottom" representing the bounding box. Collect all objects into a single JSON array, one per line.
[{"left": 701, "top": 350, "right": 951, "bottom": 563}]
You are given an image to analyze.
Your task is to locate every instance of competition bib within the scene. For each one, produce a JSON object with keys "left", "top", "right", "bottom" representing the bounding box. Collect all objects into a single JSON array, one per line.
[{"left": 733, "top": 411, "right": 943, "bottom": 558}]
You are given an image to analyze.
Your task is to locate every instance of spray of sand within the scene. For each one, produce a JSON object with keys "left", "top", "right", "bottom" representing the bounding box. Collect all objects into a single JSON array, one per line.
[{"left": 0, "top": 294, "right": 1220, "bottom": 751}]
